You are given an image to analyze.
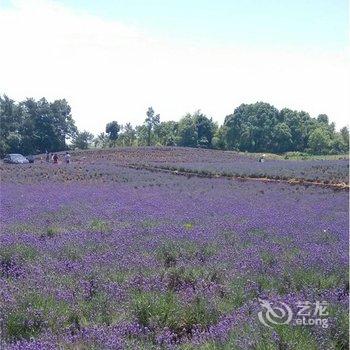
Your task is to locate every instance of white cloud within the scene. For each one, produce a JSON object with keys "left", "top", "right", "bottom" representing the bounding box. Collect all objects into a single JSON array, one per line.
[{"left": 0, "top": 0, "right": 349, "bottom": 134}]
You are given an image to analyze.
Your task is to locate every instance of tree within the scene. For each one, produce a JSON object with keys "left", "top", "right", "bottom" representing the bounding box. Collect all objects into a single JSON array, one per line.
[
  {"left": 280, "top": 109, "right": 313, "bottom": 151},
  {"left": 194, "top": 111, "right": 215, "bottom": 148},
  {"left": 224, "top": 102, "right": 280, "bottom": 151},
  {"left": 1, "top": 94, "right": 347, "bottom": 156},
  {"left": 0, "top": 95, "right": 77, "bottom": 155},
  {"left": 106, "top": 121, "right": 120, "bottom": 145},
  {"left": 118, "top": 123, "right": 136, "bottom": 147},
  {"left": 0, "top": 95, "right": 20, "bottom": 156},
  {"left": 272, "top": 123, "right": 292, "bottom": 153},
  {"left": 317, "top": 114, "right": 329, "bottom": 124},
  {"left": 177, "top": 114, "right": 197, "bottom": 147},
  {"left": 175, "top": 112, "right": 215, "bottom": 148},
  {"left": 144, "top": 107, "right": 160, "bottom": 146},
  {"left": 72, "top": 131, "right": 94, "bottom": 149},
  {"left": 49, "top": 99, "right": 77, "bottom": 149},
  {"left": 340, "top": 126, "right": 349, "bottom": 150},
  {"left": 5, "top": 132, "right": 22, "bottom": 153},
  {"left": 93, "top": 132, "right": 109, "bottom": 148},
  {"left": 154, "top": 121, "right": 178, "bottom": 146},
  {"left": 135, "top": 125, "right": 149, "bottom": 146},
  {"left": 212, "top": 126, "right": 226, "bottom": 150},
  {"left": 330, "top": 133, "right": 347, "bottom": 154},
  {"left": 308, "top": 128, "right": 331, "bottom": 154}
]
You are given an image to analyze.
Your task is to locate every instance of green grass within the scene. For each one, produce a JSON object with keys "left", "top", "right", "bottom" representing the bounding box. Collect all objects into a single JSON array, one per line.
[
  {"left": 89, "top": 218, "right": 111, "bottom": 233},
  {"left": 41, "top": 225, "right": 60, "bottom": 238},
  {"left": 273, "top": 325, "right": 318, "bottom": 350},
  {"left": 162, "top": 265, "right": 225, "bottom": 291},
  {"left": 0, "top": 243, "right": 38, "bottom": 262},
  {"left": 131, "top": 290, "right": 220, "bottom": 333},
  {"left": 156, "top": 240, "right": 217, "bottom": 268},
  {"left": 282, "top": 152, "right": 348, "bottom": 160}
]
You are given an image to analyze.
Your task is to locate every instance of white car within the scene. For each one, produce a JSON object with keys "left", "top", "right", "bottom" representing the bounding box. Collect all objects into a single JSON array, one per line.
[{"left": 3, "top": 154, "right": 29, "bottom": 164}]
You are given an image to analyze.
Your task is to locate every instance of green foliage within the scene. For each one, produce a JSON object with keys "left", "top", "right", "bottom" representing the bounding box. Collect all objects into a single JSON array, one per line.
[
  {"left": 222, "top": 102, "right": 346, "bottom": 154},
  {"left": 144, "top": 107, "right": 160, "bottom": 146},
  {"left": 89, "top": 219, "right": 111, "bottom": 233},
  {"left": 340, "top": 126, "right": 349, "bottom": 149},
  {"left": 156, "top": 240, "right": 217, "bottom": 268},
  {"left": 224, "top": 102, "right": 280, "bottom": 151},
  {"left": 131, "top": 290, "right": 220, "bottom": 332},
  {"left": 177, "top": 114, "right": 198, "bottom": 147},
  {"left": 154, "top": 120, "right": 178, "bottom": 146},
  {"left": 0, "top": 95, "right": 77, "bottom": 156},
  {"left": 93, "top": 132, "right": 109, "bottom": 148},
  {"left": 272, "top": 122, "right": 292, "bottom": 152},
  {"left": 273, "top": 325, "right": 318, "bottom": 350},
  {"left": 105, "top": 121, "right": 120, "bottom": 142},
  {"left": 177, "top": 111, "right": 215, "bottom": 148},
  {"left": 6, "top": 308, "right": 43, "bottom": 340},
  {"left": 1, "top": 95, "right": 347, "bottom": 155},
  {"left": 0, "top": 243, "right": 38, "bottom": 266},
  {"left": 308, "top": 127, "right": 331, "bottom": 154},
  {"left": 72, "top": 130, "right": 94, "bottom": 150},
  {"left": 118, "top": 123, "right": 136, "bottom": 146},
  {"left": 135, "top": 124, "right": 149, "bottom": 146},
  {"left": 41, "top": 226, "right": 60, "bottom": 239},
  {"left": 327, "top": 306, "right": 349, "bottom": 349},
  {"left": 212, "top": 126, "right": 227, "bottom": 149},
  {"left": 4, "top": 289, "right": 118, "bottom": 342}
]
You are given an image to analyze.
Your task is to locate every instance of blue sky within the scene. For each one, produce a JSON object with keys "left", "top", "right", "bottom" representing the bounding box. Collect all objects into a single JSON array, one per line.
[
  {"left": 1, "top": 0, "right": 347, "bottom": 48},
  {"left": 0, "top": 0, "right": 348, "bottom": 132},
  {"left": 39, "top": 0, "right": 349, "bottom": 49}
]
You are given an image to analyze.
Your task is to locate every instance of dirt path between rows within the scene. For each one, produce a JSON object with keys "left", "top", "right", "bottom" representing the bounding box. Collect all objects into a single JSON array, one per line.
[{"left": 125, "top": 163, "right": 349, "bottom": 191}]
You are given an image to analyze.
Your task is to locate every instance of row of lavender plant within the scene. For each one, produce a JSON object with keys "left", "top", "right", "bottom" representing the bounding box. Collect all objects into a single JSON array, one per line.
[{"left": 1, "top": 164, "right": 348, "bottom": 349}]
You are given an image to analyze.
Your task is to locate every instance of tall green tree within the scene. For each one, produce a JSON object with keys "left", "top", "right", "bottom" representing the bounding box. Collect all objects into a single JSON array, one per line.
[
  {"left": 340, "top": 126, "right": 349, "bottom": 150},
  {"left": 93, "top": 132, "right": 109, "bottom": 148},
  {"left": 154, "top": 121, "right": 178, "bottom": 146},
  {"left": 118, "top": 123, "right": 136, "bottom": 147},
  {"left": 106, "top": 121, "right": 120, "bottom": 145},
  {"left": 0, "top": 95, "right": 77, "bottom": 155},
  {"left": 279, "top": 109, "right": 313, "bottom": 151},
  {"left": 194, "top": 111, "right": 215, "bottom": 148},
  {"left": 72, "top": 131, "right": 94, "bottom": 149},
  {"left": 176, "top": 112, "right": 215, "bottom": 148},
  {"left": 135, "top": 125, "right": 149, "bottom": 146},
  {"left": 144, "top": 107, "right": 160, "bottom": 146},
  {"left": 272, "top": 123, "right": 292, "bottom": 153},
  {"left": 0, "top": 95, "right": 21, "bottom": 155},
  {"left": 224, "top": 102, "right": 280, "bottom": 151},
  {"left": 308, "top": 127, "right": 331, "bottom": 154},
  {"left": 177, "top": 114, "right": 198, "bottom": 147},
  {"left": 212, "top": 126, "right": 226, "bottom": 150}
]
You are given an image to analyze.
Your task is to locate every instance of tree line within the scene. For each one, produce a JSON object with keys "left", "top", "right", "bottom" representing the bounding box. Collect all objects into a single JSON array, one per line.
[{"left": 0, "top": 95, "right": 348, "bottom": 156}]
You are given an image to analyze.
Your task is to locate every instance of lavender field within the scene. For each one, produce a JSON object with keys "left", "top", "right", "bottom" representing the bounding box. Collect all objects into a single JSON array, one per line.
[{"left": 0, "top": 148, "right": 348, "bottom": 350}]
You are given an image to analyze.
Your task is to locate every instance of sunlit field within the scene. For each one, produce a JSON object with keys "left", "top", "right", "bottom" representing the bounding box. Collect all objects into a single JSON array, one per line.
[{"left": 0, "top": 148, "right": 348, "bottom": 350}]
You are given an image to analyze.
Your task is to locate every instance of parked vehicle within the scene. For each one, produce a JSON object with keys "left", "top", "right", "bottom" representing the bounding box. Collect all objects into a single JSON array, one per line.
[
  {"left": 3, "top": 154, "right": 29, "bottom": 164},
  {"left": 26, "top": 155, "right": 35, "bottom": 163}
]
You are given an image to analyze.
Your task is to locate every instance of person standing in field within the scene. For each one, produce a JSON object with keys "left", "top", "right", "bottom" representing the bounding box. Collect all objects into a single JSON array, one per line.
[
  {"left": 53, "top": 154, "right": 58, "bottom": 164},
  {"left": 64, "top": 151, "right": 71, "bottom": 164},
  {"left": 259, "top": 154, "right": 266, "bottom": 163}
]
